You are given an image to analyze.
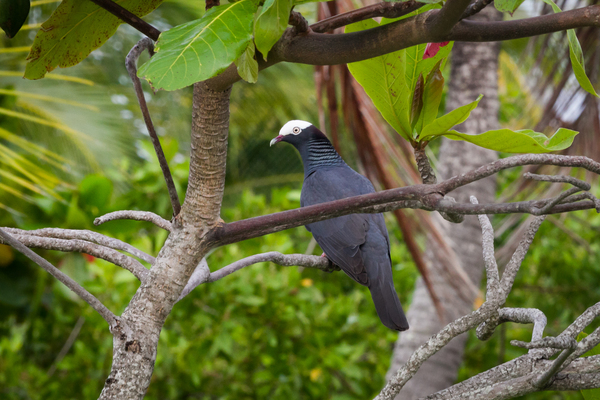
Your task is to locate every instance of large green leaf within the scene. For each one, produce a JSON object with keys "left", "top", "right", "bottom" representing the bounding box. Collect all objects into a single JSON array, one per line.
[
  {"left": 235, "top": 42, "right": 258, "bottom": 83},
  {"left": 494, "top": 0, "right": 525, "bottom": 13},
  {"left": 346, "top": 8, "right": 452, "bottom": 141},
  {"left": 24, "top": 0, "right": 163, "bottom": 80},
  {"left": 254, "top": 0, "right": 293, "bottom": 60},
  {"left": 420, "top": 94, "right": 482, "bottom": 139},
  {"left": 416, "top": 60, "right": 444, "bottom": 133},
  {"left": 381, "top": 6, "right": 452, "bottom": 95},
  {"left": 346, "top": 19, "right": 411, "bottom": 140},
  {"left": 540, "top": 0, "right": 598, "bottom": 97},
  {"left": 440, "top": 127, "right": 578, "bottom": 153},
  {"left": 0, "top": 0, "right": 30, "bottom": 38},
  {"left": 138, "top": 0, "right": 257, "bottom": 91}
]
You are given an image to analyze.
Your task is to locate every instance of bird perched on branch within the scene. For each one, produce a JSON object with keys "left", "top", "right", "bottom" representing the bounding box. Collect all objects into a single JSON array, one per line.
[{"left": 270, "top": 120, "right": 409, "bottom": 331}]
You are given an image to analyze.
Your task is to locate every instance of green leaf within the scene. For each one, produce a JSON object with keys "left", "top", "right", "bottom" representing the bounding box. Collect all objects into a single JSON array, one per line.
[
  {"left": 137, "top": 0, "right": 258, "bottom": 91},
  {"left": 420, "top": 94, "right": 483, "bottom": 139},
  {"left": 410, "top": 73, "right": 424, "bottom": 129},
  {"left": 440, "top": 127, "right": 578, "bottom": 153},
  {"left": 381, "top": 8, "right": 452, "bottom": 95},
  {"left": 494, "top": 0, "right": 525, "bottom": 13},
  {"left": 25, "top": 0, "right": 163, "bottom": 80},
  {"left": 346, "top": 19, "right": 411, "bottom": 139},
  {"left": 235, "top": 42, "right": 259, "bottom": 83},
  {"left": 0, "top": 0, "right": 30, "bottom": 38},
  {"left": 416, "top": 60, "right": 444, "bottom": 133},
  {"left": 254, "top": 0, "right": 293, "bottom": 60},
  {"left": 540, "top": 0, "right": 598, "bottom": 97}
]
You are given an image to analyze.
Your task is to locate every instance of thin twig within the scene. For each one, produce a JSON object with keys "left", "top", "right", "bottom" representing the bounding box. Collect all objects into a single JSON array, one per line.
[
  {"left": 88, "top": 0, "right": 160, "bottom": 40},
  {"left": 523, "top": 172, "right": 591, "bottom": 190},
  {"left": 47, "top": 316, "right": 85, "bottom": 377},
  {"left": 460, "top": 0, "right": 495, "bottom": 20},
  {"left": 2, "top": 227, "right": 155, "bottom": 264},
  {"left": 471, "top": 196, "right": 501, "bottom": 303},
  {"left": 0, "top": 232, "right": 149, "bottom": 281},
  {"left": 532, "top": 339, "right": 578, "bottom": 388},
  {"left": 499, "top": 216, "right": 546, "bottom": 296},
  {"left": 178, "top": 252, "right": 336, "bottom": 301},
  {"left": 512, "top": 336, "right": 577, "bottom": 350},
  {"left": 0, "top": 228, "right": 117, "bottom": 328},
  {"left": 477, "top": 307, "right": 547, "bottom": 343},
  {"left": 94, "top": 210, "right": 172, "bottom": 232},
  {"left": 310, "top": 1, "right": 423, "bottom": 33},
  {"left": 126, "top": 38, "right": 181, "bottom": 217}
]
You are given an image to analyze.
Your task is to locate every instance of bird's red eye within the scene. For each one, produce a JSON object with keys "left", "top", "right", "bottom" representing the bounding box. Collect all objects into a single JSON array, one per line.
[{"left": 293, "top": 127, "right": 301, "bottom": 134}]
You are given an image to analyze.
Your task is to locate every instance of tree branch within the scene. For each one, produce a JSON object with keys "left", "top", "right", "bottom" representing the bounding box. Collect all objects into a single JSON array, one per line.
[
  {"left": 0, "top": 228, "right": 118, "bottom": 329},
  {"left": 206, "top": 5, "right": 600, "bottom": 91},
  {"left": 461, "top": 0, "right": 495, "bottom": 20},
  {"left": 88, "top": 0, "right": 160, "bottom": 41},
  {"left": 428, "top": 0, "right": 473, "bottom": 37},
  {"left": 0, "top": 232, "right": 149, "bottom": 281},
  {"left": 310, "top": 1, "right": 424, "bottom": 33},
  {"left": 126, "top": 39, "right": 181, "bottom": 217},
  {"left": 210, "top": 154, "right": 598, "bottom": 247},
  {"left": 94, "top": 210, "right": 172, "bottom": 232},
  {"left": 2, "top": 227, "right": 155, "bottom": 264},
  {"left": 178, "top": 252, "right": 337, "bottom": 301},
  {"left": 477, "top": 307, "right": 547, "bottom": 343}
]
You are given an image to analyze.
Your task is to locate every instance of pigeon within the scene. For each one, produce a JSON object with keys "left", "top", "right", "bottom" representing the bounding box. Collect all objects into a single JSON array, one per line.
[{"left": 270, "top": 120, "right": 409, "bottom": 331}]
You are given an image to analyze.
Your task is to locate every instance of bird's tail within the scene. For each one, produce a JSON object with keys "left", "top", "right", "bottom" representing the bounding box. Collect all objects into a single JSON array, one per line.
[{"left": 368, "top": 270, "right": 409, "bottom": 331}]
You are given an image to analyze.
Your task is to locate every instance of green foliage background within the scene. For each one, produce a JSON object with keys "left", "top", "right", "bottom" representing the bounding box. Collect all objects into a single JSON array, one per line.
[{"left": 1, "top": 1, "right": 600, "bottom": 400}]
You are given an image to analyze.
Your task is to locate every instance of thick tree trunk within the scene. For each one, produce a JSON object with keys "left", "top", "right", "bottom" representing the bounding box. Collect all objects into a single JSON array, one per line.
[
  {"left": 386, "top": 7, "right": 502, "bottom": 399},
  {"left": 98, "top": 83, "right": 231, "bottom": 400}
]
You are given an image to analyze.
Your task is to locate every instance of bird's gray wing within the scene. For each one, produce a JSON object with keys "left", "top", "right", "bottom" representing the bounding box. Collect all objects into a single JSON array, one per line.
[
  {"left": 301, "top": 168, "right": 377, "bottom": 285},
  {"left": 308, "top": 214, "right": 370, "bottom": 285}
]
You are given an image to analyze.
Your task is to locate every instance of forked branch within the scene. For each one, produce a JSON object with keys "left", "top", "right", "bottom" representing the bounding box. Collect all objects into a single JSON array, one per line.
[{"left": 0, "top": 228, "right": 118, "bottom": 329}]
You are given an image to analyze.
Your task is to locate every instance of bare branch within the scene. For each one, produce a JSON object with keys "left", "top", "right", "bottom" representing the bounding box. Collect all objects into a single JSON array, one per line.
[
  {"left": 0, "top": 231, "right": 149, "bottom": 281},
  {"left": 211, "top": 155, "right": 596, "bottom": 247},
  {"left": 428, "top": 0, "right": 473, "bottom": 37},
  {"left": 512, "top": 336, "right": 577, "bottom": 350},
  {"left": 471, "top": 196, "right": 501, "bottom": 303},
  {"left": 499, "top": 216, "right": 546, "bottom": 295},
  {"left": 533, "top": 340, "right": 577, "bottom": 388},
  {"left": 94, "top": 210, "right": 172, "bottom": 232},
  {"left": 289, "top": 11, "right": 309, "bottom": 34},
  {"left": 0, "top": 228, "right": 118, "bottom": 329},
  {"left": 310, "top": 1, "right": 423, "bottom": 33},
  {"left": 178, "top": 253, "right": 337, "bottom": 301},
  {"left": 126, "top": 39, "right": 181, "bottom": 217},
  {"left": 88, "top": 0, "right": 160, "bottom": 40},
  {"left": 178, "top": 258, "right": 210, "bottom": 301},
  {"left": 461, "top": 0, "right": 495, "bottom": 19},
  {"left": 477, "top": 307, "right": 547, "bottom": 343},
  {"left": 2, "top": 227, "right": 155, "bottom": 264},
  {"left": 206, "top": 5, "right": 600, "bottom": 91},
  {"left": 523, "top": 172, "right": 591, "bottom": 191}
]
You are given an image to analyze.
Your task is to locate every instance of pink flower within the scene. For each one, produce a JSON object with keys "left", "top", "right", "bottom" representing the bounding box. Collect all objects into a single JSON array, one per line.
[{"left": 423, "top": 42, "right": 450, "bottom": 59}]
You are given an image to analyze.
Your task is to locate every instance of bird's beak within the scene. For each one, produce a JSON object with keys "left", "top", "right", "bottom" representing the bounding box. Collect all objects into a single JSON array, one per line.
[{"left": 270, "top": 135, "right": 283, "bottom": 147}]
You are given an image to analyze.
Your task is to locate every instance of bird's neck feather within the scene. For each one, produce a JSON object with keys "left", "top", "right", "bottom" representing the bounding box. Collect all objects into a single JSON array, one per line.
[{"left": 298, "top": 136, "right": 345, "bottom": 177}]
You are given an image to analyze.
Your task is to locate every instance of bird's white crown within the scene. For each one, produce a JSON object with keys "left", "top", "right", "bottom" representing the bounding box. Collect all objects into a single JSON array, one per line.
[{"left": 279, "top": 120, "right": 313, "bottom": 136}]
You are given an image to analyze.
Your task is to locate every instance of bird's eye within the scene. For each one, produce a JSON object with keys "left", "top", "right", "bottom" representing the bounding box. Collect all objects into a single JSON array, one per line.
[{"left": 292, "top": 127, "right": 301, "bottom": 134}]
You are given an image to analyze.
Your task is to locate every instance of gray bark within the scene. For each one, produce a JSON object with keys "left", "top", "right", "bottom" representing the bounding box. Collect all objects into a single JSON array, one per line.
[
  {"left": 98, "top": 83, "right": 232, "bottom": 400},
  {"left": 387, "top": 6, "right": 502, "bottom": 398}
]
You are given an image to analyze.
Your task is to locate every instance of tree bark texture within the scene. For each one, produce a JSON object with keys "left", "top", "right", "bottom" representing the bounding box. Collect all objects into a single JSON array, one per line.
[
  {"left": 98, "top": 84, "right": 232, "bottom": 400},
  {"left": 386, "top": 6, "right": 502, "bottom": 399}
]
